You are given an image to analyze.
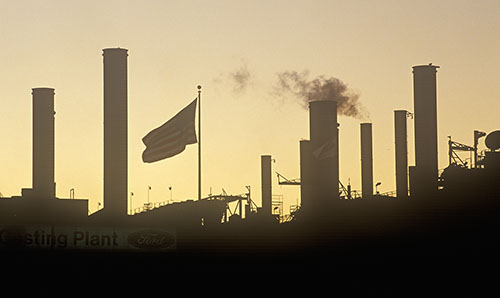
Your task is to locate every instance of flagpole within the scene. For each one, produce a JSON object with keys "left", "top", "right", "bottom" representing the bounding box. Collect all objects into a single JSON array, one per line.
[{"left": 197, "top": 85, "right": 202, "bottom": 201}]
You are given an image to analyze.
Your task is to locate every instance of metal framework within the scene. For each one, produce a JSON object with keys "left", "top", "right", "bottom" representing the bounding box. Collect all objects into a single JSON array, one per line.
[
  {"left": 276, "top": 172, "right": 300, "bottom": 185},
  {"left": 448, "top": 131, "right": 487, "bottom": 169},
  {"left": 448, "top": 137, "right": 475, "bottom": 168},
  {"left": 277, "top": 171, "right": 360, "bottom": 199}
]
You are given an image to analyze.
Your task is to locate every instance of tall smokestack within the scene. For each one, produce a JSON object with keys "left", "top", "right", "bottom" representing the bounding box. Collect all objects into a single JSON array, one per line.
[
  {"left": 309, "top": 100, "right": 339, "bottom": 208},
  {"left": 103, "top": 48, "right": 128, "bottom": 218},
  {"left": 412, "top": 64, "right": 439, "bottom": 195},
  {"left": 360, "top": 123, "right": 373, "bottom": 199},
  {"left": 261, "top": 155, "right": 272, "bottom": 216},
  {"left": 394, "top": 110, "right": 409, "bottom": 198},
  {"left": 32, "top": 87, "right": 55, "bottom": 199},
  {"left": 299, "top": 140, "right": 312, "bottom": 213}
]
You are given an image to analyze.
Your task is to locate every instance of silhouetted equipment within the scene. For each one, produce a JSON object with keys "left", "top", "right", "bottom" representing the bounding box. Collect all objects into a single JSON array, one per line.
[
  {"left": 394, "top": 110, "right": 409, "bottom": 198},
  {"left": 276, "top": 170, "right": 359, "bottom": 200},
  {"left": 276, "top": 172, "right": 300, "bottom": 185},
  {"left": 473, "top": 130, "right": 487, "bottom": 168},
  {"left": 32, "top": 88, "right": 56, "bottom": 200},
  {"left": 339, "top": 180, "right": 359, "bottom": 199},
  {"left": 360, "top": 123, "right": 373, "bottom": 199},
  {"left": 103, "top": 48, "right": 129, "bottom": 220},
  {"left": 485, "top": 130, "right": 500, "bottom": 151},
  {"left": 6, "top": 52, "right": 500, "bottom": 271},
  {"left": 412, "top": 64, "right": 440, "bottom": 196},
  {"left": 448, "top": 137, "right": 474, "bottom": 167},
  {"left": 309, "top": 100, "right": 339, "bottom": 209},
  {"left": 261, "top": 155, "right": 272, "bottom": 216},
  {"left": 375, "top": 182, "right": 382, "bottom": 194}
]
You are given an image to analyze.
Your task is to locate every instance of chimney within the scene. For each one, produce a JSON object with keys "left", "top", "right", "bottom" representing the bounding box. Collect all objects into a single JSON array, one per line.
[
  {"left": 261, "top": 155, "right": 272, "bottom": 216},
  {"left": 299, "top": 140, "right": 312, "bottom": 213},
  {"left": 32, "top": 87, "right": 56, "bottom": 199},
  {"left": 394, "top": 110, "right": 409, "bottom": 198},
  {"left": 360, "top": 123, "right": 373, "bottom": 199},
  {"left": 309, "top": 100, "right": 339, "bottom": 207},
  {"left": 103, "top": 48, "right": 128, "bottom": 218},
  {"left": 412, "top": 64, "right": 439, "bottom": 195}
]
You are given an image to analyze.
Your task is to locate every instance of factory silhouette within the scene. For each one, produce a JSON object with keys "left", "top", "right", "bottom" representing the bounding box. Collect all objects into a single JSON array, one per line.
[{"left": 1, "top": 48, "right": 500, "bottom": 273}]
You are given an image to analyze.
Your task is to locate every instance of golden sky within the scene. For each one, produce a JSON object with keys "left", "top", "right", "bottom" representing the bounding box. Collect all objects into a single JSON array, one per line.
[{"left": 1, "top": 0, "right": 499, "bottom": 213}]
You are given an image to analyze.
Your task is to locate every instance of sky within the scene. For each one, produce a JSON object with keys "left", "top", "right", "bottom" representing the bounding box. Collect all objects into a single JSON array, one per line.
[{"left": 1, "top": 0, "right": 499, "bottom": 214}]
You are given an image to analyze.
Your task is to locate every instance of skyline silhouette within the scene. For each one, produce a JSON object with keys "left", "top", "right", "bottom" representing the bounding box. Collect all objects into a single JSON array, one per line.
[{"left": 1, "top": 1, "right": 500, "bottom": 283}]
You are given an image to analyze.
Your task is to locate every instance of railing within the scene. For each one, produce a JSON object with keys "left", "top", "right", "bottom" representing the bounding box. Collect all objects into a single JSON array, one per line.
[
  {"left": 378, "top": 190, "right": 397, "bottom": 197},
  {"left": 130, "top": 200, "right": 175, "bottom": 215}
]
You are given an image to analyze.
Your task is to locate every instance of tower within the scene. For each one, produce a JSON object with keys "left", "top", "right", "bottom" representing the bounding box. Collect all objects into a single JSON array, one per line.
[
  {"left": 32, "top": 87, "right": 56, "bottom": 199},
  {"left": 103, "top": 48, "right": 128, "bottom": 218}
]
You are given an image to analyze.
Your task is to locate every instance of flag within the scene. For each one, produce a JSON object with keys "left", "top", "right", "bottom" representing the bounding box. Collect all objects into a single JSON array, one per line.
[
  {"left": 312, "top": 138, "right": 337, "bottom": 160},
  {"left": 142, "top": 98, "right": 197, "bottom": 163}
]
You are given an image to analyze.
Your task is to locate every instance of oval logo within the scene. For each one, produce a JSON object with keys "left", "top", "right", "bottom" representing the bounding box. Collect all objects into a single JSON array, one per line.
[{"left": 127, "top": 230, "right": 175, "bottom": 250}]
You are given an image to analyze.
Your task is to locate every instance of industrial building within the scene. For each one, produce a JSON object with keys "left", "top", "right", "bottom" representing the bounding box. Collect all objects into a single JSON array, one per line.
[
  {"left": 1, "top": 50, "right": 500, "bottom": 272},
  {"left": 0, "top": 88, "right": 88, "bottom": 225}
]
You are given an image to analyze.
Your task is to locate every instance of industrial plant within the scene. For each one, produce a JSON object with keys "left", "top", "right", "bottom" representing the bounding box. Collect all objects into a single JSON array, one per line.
[{"left": 1, "top": 49, "right": 500, "bottom": 271}]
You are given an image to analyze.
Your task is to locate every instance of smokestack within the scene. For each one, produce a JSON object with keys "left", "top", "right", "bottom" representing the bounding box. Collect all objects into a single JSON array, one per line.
[
  {"left": 309, "top": 100, "right": 339, "bottom": 207},
  {"left": 261, "top": 155, "right": 272, "bottom": 216},
  {"left": 299, "top": 140, "right": 312, "bottom": 212},
  {"left": 360, "top": 123, "right": 373, "bottom": 199},
  {"left": 103, "top": 48, "right": 128, "bottom": 218},
  {"left": 394, "top": 110, "right": 409, "bottom": 198},
  {"left": 412, "top": 64, "right": 439, "bottom": 195},
  {"left": 409, "top": 166, "right": 417, "bottom": 197},
  {"left": 32, "top": 87, "right": 56, "bottom": 199}
]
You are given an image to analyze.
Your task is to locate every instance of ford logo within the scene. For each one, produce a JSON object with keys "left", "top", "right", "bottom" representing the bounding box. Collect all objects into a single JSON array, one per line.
[{"left": 127, "top": 230, "right": 175, "bottom": 249}]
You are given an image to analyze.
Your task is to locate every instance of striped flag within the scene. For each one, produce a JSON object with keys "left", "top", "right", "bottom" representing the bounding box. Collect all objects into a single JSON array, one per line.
[{"left": 142, "top": 98, "right": 198, "bottom": 163}]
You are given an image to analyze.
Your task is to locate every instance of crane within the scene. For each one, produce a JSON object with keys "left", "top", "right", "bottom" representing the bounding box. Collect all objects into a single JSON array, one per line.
[
  {"left": 448, "top": 130, "right": 487, "bottom": 168},
  {"left": 276, "top": 172, "right": 359, "bottom": 199},
  {"left": 276, "top": 172, "right": 301, "bottom": 185}
]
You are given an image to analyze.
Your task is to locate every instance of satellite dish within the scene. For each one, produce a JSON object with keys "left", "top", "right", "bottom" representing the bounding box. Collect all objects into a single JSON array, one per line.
[{"left": 485, "top": 130, "right": 500, "bottom": 151}]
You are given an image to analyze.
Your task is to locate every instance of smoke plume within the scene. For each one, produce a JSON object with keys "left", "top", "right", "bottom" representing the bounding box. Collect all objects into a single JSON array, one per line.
[
  {"left": 274, "top": 70, "right": 368, "bottom": 119},
  {"left": 230, "top": 64, "right": 251, "bottom": 93},
  {"left": 213, "top": 61, "right": 252, "bottom": 94}
]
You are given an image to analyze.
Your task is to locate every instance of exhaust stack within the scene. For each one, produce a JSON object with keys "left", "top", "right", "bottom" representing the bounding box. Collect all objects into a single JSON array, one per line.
[
  {"left": 394, "top": 110, "right": 409, "bottom": 198},
  {"left": 299, "top": 140, "right": 312, "bottom": 212},
  {"left": 309, "top": 100, "right": 339, "bottom": 209},
  {"left": 261, "top": 155, "right": 272, "bottom": 216},
  {"left": 103, "top": 48, "right": 128, "bottom": 218},
  {"left": 412, "top": 64, "right": 439, "bottom": 196},
  {"left": 32, "top": 88, "right": 56, "bottom": 199},
  {"left": 360, "top": 123, "right": 373, "bottom": 199}
]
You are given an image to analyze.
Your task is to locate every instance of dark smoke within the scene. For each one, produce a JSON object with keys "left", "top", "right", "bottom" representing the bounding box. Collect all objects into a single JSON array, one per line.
[
  {"left": 229, "top": 63, "right": 251, "bottom": 93},
  {"left": 274, "top": 70, "right": 368, "bottom": 119},
  {"left": 213, "top": 62, "right": 252, "bottom": 94}
]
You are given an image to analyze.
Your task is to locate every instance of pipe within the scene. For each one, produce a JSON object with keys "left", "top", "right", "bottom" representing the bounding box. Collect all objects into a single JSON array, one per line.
[{"left": 360, "top": 123, "right": 373, "bottom": 199}]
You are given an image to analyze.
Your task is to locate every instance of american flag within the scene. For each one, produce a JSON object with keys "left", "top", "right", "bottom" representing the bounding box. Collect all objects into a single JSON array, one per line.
[{"left": 142, "top": 98, "right": 198, "bottom": 163}]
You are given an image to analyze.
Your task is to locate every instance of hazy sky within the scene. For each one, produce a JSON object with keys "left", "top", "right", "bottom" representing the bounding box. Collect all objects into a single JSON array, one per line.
[{"left": 1, "top": 0, "right": 499, "bottom": 214}]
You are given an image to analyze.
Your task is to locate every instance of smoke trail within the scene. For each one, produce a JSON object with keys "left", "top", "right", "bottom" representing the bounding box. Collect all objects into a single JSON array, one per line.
[
  {"left": 212, "top": 61, "right": 252, "bottom": 94},
  {"left": 274, "top": 70, "right": 368, "bottom": 119},
  {"left": 230, "top": 63, "right": 251, "bottom": 93}
]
